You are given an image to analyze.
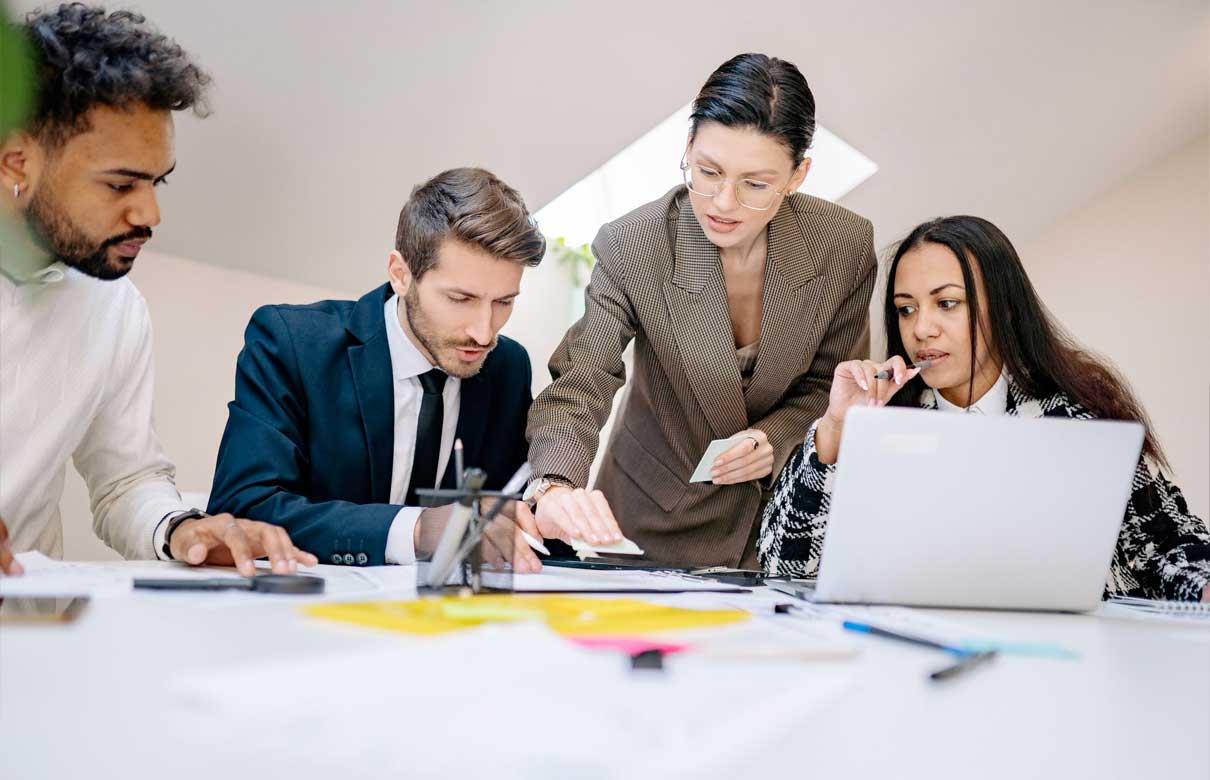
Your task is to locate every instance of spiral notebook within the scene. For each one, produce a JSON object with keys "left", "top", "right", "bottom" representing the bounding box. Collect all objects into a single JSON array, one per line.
[{"left": 1103, "top": 595, "right": 1210, "bottom": 622}]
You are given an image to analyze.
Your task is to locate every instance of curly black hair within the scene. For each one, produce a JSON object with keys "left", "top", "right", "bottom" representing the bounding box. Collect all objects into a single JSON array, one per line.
[{"left": 22, "top": 3, "right": 210, "bottom": 145}]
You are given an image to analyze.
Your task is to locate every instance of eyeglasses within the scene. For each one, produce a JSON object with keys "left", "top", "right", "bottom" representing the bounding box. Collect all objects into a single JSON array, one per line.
[{"left": 680, "top": 158, "right": 794, "bottom": 211}]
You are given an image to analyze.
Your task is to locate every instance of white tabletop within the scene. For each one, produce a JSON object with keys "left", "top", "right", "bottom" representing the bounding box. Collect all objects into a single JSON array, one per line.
[{"left": 1, "top": 561, "right": 1206, "bottom": 779}]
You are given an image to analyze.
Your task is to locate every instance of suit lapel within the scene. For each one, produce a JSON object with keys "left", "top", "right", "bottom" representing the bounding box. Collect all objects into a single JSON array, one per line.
[
  {"left": 744, "top": 200, "right": 824, "bottom": 418},
  {"left": 664, "top": 202, "right": 747, "bottom": 439},
  {"left": 346, "top": 284, "right": 396, "bottom": 503}
]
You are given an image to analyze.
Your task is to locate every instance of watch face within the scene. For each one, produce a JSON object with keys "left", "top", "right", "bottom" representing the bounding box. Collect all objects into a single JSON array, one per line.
[{"left": 522, "top": 479, "right": 546, "bottom": 502}]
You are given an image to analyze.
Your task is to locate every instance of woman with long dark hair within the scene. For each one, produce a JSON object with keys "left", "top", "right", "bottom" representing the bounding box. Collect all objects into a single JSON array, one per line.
[
  {"left": 526, "top": 53, "right": 875, "bottom": 567},
  {"left": 758, "top": 215, "right": 1210, "bottom": 601}
]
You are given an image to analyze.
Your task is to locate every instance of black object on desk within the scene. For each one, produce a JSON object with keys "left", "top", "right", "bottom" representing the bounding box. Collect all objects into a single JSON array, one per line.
[
  {"left": 930, "top": 650, "right": 997, "bottom": 681},
  {"left": 542, "top": 557, "right": 695, "bottom": 573},
  {"left": 630, "top": 649, "right": 665, "bottom": 671},
  {"left": 133, "top": 574, "right": 325, "bottom": 595},
  {"left": 688, "top": 567, "right": 768, "bottom": 587}
]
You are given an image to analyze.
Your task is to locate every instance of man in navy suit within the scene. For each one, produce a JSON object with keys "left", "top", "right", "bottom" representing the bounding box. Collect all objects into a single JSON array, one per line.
[{"left": 208, "top": 168, "right": 555, "bottom": 569}]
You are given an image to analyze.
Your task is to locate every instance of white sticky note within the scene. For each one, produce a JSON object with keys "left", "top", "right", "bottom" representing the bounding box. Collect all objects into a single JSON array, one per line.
[
  {"left": 570, "top": 537, "right": 645, "bottom": 560},
  {"left": 689, "top": 434, "right": 750, "bottom": 483}
]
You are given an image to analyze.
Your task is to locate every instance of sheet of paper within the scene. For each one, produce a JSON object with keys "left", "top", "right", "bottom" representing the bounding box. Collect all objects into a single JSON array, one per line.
[
  {"left": 690, "top": 434, "right": 749, "bottom": 482},
  {"left": 508, "top": 566, "right": 747, "bottom": 593},
  {"left": 0, "top": 551, "right": 398, "bottom": 601},
  {"left": 170, "top": 621, "right": 855, "bottom": 776},
  {"left": 799, "top": 603, "right": 1080, "bottom": 659},
  {"left": 0, "top": 552, "right": 237, "bottom": 597}
]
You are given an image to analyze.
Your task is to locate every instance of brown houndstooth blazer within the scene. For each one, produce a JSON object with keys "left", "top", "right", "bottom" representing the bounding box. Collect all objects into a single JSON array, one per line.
[{"left": 527, "top": 186, "right": 876, "bottom": 568}]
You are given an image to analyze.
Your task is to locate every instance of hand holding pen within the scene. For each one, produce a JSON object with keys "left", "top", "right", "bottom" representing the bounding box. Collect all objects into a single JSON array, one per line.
[
  {"left": 829, "top": 355, "right": 926, "bottom": 415},
  {"left": 814, "top": 356, "right": 929, "bottom": 464}
]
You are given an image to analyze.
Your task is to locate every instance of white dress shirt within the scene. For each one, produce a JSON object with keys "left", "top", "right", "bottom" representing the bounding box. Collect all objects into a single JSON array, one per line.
[
  {"left": 0, "top": 264, "right": 189, "bottom": 560},
  {"left": 382, "top": 294, "right": 461, "bottom": 564},
  {"left": 934, "top": 370, "right": 1009, "bottom": 416}
]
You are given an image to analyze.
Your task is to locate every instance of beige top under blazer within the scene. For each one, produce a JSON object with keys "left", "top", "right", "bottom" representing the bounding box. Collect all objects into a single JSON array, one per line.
[{"left": 527, "top": 186, "right": 876, "bottom": 568}]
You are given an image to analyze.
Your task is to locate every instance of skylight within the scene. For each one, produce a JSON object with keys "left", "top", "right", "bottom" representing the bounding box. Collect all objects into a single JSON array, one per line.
[{"left": 535, "top": 102, "right": 878, "bottom": 247}]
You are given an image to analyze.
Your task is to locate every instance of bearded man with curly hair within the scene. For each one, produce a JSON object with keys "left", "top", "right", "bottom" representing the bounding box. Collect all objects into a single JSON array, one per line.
[{"left": 0, "top": 4, "right": 317, "bottom": 575}]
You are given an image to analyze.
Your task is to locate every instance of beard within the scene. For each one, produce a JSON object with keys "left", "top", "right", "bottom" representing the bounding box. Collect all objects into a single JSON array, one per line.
[
  {"left": 404, "top": 283, "right": 496, "bottom": 379},
  {"left": 24, "top": 184, "right": 151, "bottom": 280}
]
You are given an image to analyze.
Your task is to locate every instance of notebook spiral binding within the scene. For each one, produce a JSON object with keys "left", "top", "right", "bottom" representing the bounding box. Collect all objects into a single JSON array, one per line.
[{"left": 1108, "top": 595, "right": 1210, "bottom": 617}]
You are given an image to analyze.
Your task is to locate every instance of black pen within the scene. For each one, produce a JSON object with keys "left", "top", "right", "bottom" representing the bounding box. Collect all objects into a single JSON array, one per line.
[
  {"left": 930, "top": 650, "right": 997, "bottom": 681},
  {"left": 874, "top": 359, "right": 932, "bottom": 381}
]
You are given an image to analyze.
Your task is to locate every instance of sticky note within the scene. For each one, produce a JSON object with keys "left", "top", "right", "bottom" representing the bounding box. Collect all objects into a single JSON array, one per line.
[{"left": 690, "top": 434, "right": 750, "bottom": 483}]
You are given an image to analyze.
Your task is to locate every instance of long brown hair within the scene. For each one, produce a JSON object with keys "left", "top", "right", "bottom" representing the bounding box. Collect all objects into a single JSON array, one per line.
[{"left": 885, "top": 215, "right": 1170, "bottom": 471}]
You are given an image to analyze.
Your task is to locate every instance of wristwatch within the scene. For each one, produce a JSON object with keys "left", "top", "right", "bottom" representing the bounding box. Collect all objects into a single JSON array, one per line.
[
  {"left": 161, "top": 509, "right": 208, "bottom": 559},
  {"left": 522, "top": 477, "right": 572, "bottom": 511}
]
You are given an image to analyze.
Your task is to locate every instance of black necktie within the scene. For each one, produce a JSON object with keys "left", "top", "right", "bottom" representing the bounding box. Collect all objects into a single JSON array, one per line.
[{"left": 406, "top": 368, "right": 447, "bottom": 506}]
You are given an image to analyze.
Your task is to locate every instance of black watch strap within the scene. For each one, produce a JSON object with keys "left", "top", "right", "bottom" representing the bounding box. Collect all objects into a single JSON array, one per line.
[{"left": 161, "top": 509, "right": 207, "bottom": 559}]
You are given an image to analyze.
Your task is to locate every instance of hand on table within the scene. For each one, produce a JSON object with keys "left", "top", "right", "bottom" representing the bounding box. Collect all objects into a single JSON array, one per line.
[{"left": 169, "top": 514, "right": 318, "bottom": 577}]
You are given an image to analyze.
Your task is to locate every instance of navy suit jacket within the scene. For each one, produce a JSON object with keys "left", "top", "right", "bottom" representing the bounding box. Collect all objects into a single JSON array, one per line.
[{"left": 207, "top": 283, "right": 532, "bottom": 565}]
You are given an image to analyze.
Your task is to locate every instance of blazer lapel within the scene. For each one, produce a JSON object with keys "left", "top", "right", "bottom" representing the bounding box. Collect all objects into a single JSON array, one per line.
[
  {"left": 744, "top": 201, "right": 824, "bottom": 418},
  {"left": 664, "top": 201, "right": 747, "bottom": 439},
  {"left": 345, "top": 284, "right": 396, "bottom": 503}
]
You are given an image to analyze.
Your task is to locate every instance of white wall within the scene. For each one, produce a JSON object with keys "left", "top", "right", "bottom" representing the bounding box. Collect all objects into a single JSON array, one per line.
[{"left": 1018, "top": 135, "right": 1209, "bottom": 518}]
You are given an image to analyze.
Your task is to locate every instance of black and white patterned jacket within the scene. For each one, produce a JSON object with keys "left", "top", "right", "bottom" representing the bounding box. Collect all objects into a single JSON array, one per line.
[{"left": 757, "top": 376, "right": 1210, "bottom": 601}]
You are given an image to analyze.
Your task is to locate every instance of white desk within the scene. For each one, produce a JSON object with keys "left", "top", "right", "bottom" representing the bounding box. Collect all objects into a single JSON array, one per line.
[{"left": 2, "top": 562, "right": 1206, "bottom": 779}]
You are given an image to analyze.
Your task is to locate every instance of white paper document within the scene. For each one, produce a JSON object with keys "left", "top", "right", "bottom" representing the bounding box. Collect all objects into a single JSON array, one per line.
[
  {"left": 171, "top": 622, "right": 855, "bottom": 777},
  {"left": 690, "top": 434, "right": 750, "bottom": 482},
  {"left": 0, "top": 552, "right": 230, "bottom": 597},
  {"left": 0, "top": 551, "right": 395, "bottom": 600},
  {"left": 507, "top": 566, "right": 748, "bottom": 592}
]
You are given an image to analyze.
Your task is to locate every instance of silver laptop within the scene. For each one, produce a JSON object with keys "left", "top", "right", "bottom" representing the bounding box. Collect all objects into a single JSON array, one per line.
[{"left": 776, "top": 406, "right": 1143, "bottom": 612}]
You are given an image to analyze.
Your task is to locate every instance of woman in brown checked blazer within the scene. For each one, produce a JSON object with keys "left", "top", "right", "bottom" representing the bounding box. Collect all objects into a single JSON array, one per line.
[{"left": 525, "top": 53, "right": 877, "bottom": 568}]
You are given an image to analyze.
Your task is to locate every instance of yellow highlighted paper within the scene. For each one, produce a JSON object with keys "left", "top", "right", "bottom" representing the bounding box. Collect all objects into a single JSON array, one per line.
[{"left": 305, "top": 595, "right": 747, "bottom": 637}]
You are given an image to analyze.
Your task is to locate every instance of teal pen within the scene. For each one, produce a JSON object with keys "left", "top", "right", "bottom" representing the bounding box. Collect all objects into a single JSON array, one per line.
[{"left": 842, "top": 620, "right": 997, "bottom": 682}]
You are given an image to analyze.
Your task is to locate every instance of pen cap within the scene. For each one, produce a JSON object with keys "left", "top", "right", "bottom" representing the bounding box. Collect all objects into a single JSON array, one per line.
[{"left": 458, "top": 469, "right": 487, "bottom": 507}]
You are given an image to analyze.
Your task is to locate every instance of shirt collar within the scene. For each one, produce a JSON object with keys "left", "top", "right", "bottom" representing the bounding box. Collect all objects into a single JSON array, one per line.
[
  {"left": 1, "top": 261, "right": 67, "bottom": 287},
  {"left": 935, "top": 370, "right": 1009, "bottom": 416},
  {"left": 384, "top": 293, "right": 443, "bottom": 382}
]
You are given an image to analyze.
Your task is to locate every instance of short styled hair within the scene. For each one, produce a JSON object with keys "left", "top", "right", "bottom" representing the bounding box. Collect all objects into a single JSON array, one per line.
[
  {"left": 691, "top": 53, "right": 816, "bottom": 164},
  {"left": 395, "top": 168, "right": 546, "bottom": 280},
  {"left": 22, "top": 3, "right": 211, "bottom": 145}
]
